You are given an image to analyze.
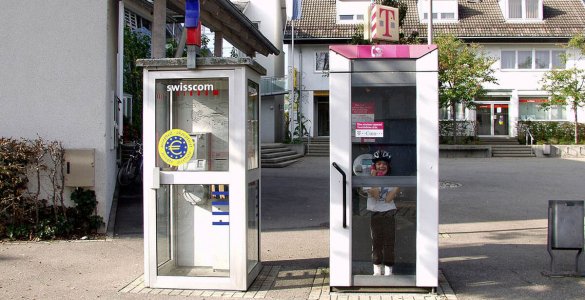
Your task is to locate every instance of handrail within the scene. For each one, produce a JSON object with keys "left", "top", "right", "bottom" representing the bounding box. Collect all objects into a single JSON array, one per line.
[
  {"left": 332, "top": 162, "right": 347, "bottom": 229},
  {"left": 525, "top": 127, "right": 535, "bottom": 145}
]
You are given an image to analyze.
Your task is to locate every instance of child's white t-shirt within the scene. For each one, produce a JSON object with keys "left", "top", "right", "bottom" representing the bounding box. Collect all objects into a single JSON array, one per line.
[{"left": 365, "top": 187, "right": 397, "bottom": 212}]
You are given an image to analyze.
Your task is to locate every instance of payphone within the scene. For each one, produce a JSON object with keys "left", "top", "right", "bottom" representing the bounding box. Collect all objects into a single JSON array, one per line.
[
  {"left": 140, "top": 57, "right": 263, "bottom": 291},
  {"left": 329, "top": 45, "right": 439, "bottom": 290}
]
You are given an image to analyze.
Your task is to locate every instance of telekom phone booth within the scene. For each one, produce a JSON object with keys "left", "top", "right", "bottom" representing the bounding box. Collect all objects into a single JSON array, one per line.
[
  {"left": 139, "top": 57, "right": 263, "bottom": 291},
  {"left": 329, "top": 44, "right": 439, "bottom": 290}
]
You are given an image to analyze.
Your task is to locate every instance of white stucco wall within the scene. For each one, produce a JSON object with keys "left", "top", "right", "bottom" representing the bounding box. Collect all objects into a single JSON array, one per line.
[
  {"left": 482, "top": 44, "right": 585, "bottom": 122},
  {"left": 246, "top": 0, "right": 285, "bottom": 77},
  {"left": 292, "top": 45, "right": 330, "bottom": 92},
  {"left": 0, "top": 0, "right": 119, "bottom": 228}
]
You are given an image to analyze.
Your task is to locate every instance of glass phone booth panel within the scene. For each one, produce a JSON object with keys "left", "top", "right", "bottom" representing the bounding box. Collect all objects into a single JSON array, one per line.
[
  {"left": 141, "top": 59, "right": 263, "bottom": 291},
  {"left": 329, "top": 45, "right": 438, "bottom": 289},
  {"left": 350, "top": 68, "right": 417, "bottom": 283}
]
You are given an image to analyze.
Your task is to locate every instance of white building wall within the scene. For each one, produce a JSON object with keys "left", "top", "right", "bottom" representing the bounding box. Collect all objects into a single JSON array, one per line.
[
  {"left": 288, "top": 44, "right": 330, "bottom": 137},
  {"left": 297, "top": 45, "right": 330, "bottom": 92},
  {"left": 0, "top": 0, "right": 119, "bottom": 227},
  {"left": 289, "top": 41, "right": 585, "bottom": 138},
  {"left": 482, "top": 44, "right": 585, "bottom": 123},
  {"left": 247, "top": 0, "right": 286, "bottom": 143},
  {"left": 246, "top": 0, "right": 285, "bottom": 77}
]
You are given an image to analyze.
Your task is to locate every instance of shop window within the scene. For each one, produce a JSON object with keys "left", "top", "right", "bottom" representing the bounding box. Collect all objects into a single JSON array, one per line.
[{"left": 519, "top": 98, "right": 567, "bottom": 121}]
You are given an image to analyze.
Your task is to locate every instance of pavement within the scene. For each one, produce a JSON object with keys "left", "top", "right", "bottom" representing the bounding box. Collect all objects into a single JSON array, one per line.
[{"left": 1, "top": 156, "right": 585, "bottom": 299}]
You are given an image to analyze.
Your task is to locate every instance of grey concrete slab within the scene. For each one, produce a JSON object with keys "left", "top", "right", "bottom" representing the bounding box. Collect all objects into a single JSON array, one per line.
[{"left": 439, "top": 157, "right": 585, "bottom": 300}]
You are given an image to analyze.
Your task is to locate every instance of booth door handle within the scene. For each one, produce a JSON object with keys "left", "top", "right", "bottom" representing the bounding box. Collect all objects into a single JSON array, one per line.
[
  {"left": 332, "top": 162, "right": 347, "bottom": 229},
  {"left": 152, "top": 167, "right": 160, "bottom": 189}
]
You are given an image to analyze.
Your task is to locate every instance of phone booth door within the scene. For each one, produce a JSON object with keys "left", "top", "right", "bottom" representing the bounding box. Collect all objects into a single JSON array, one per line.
[
  {"left": 329, "top": 45, "right": 438, "bottom": 289},
  {"left": 141, "top": 61, "right": 262, "bottom": 291}
]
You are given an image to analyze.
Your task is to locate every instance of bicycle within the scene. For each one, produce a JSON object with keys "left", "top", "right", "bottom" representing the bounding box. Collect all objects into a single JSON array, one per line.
[{"left": 117, "top": 142, "right": 143, "bottom": 186}]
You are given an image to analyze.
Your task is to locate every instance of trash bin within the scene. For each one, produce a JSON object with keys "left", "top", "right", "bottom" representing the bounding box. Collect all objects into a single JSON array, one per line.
[{"left": 547, "top": 200, "right": 584, "bottom": 274}]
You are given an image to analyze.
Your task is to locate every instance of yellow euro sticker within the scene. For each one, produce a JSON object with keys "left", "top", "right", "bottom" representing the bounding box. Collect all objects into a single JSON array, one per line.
[{"left": 158, "top": 129, "right": 195, "bottom": 167}]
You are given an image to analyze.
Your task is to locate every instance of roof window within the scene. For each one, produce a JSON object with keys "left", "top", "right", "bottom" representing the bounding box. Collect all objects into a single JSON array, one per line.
[
  {"left": 500, "top": 0, "right": 543, "bottom": 21},
  {"left": 418, "top": 0, "right": 459, "bottom": 23}
]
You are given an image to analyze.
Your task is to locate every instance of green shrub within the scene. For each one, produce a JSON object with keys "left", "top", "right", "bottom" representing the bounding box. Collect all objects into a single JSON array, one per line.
[
  {"left": 0, "top": 137, "right": 103, "bottom": 240},
  {"left": 439, "top": 120, "right": 479, "bottom": 144},
  {"left": 517, "top": 121, "right": 585, "bottom": 144}
]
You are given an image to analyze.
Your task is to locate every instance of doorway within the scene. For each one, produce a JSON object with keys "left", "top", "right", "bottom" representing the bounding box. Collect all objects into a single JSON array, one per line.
[
  {"left": 476, "top": 103, "right": 509, "bottom": 136},
  {"left": 316, "top": 96, "right": 330, "bottom": 137}
]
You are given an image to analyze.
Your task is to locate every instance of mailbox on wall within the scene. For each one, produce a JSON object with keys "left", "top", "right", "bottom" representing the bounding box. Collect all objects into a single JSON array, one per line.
[{"left": 64, "top": 149, "right": 95, "bottom": 187}]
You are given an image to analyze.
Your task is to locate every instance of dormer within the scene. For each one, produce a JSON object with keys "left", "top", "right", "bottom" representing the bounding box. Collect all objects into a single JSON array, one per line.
[
  {"left": 498, "top": 0, "right": 543, "bottom": 21},
  {"left": 417, "top": 0, "right": 459, "bottom": 23},
  {"left": 335, "top": 0, "right": 371, "bottom": 24}
]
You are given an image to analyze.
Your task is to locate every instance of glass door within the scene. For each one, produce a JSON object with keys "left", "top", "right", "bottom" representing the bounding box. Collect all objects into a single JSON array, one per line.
[
  {"left": 493, "top": 104, "right": 509, "bottom": 135},
  {"left": 349, "top": 73, "right": 417, "bottom": 286},
  {"left": 476, "top": 104, "right": 492, "bottom": 135},
  {"left": 476, "top": 103, "right": 509, "bottom": 136}
]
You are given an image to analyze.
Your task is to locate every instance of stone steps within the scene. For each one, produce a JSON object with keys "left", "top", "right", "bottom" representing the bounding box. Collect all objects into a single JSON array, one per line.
[
  {"left": 261, "top": 143, "right": 303, "bottom": 168},
  {"left": 492, "top": 145, "right": 535, "bottom": 157},
  {"left": 303, "top": 137, "right": 330, "bottom": 157}
]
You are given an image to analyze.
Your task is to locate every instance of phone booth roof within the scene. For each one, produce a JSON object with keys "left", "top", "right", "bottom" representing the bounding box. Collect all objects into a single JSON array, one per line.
[{"left": 330, "top": 44, "right": 437, "bottom": 60}]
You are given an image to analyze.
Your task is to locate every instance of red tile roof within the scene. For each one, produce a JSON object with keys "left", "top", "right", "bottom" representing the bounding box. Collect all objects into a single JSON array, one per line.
[{"left": 284, "top": 0, "right": 585, "bottom": 42}]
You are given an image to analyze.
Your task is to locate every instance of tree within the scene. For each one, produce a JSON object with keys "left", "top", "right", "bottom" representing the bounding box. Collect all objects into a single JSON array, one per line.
[
  {"left": 435, "top": 35, "right": 497, "bottom": 143},
  {"left": 123, "top": 28, "right": 151, "bottom": 141},
  {"left": 540, "top": 34, "right": 585, "bottom": 144}
]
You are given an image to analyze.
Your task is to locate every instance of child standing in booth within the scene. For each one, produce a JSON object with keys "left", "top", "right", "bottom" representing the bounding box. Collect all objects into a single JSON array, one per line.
[{"left": 365, "top": 149, "right": 399, "bottom": 276}]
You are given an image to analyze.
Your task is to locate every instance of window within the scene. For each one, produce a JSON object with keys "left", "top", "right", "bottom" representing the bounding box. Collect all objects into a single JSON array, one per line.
[
  {"left": 508, "top": 0, "right": 522, "bottom": 18},
  {"left": 501, "top": 49, "right": 565, "bottom": 70},
  {"left": 551, "top": 51, "right": 565, "bottom": 69},
  {"left": 507, "top": 0, "right": 541, "bottom": 20},
  {"left": 534, "top": 50, "right": 549, "bottom": 69},
  {"left": 519, "top": 98, "right": 567, "bottom": 121},
  {"left": 441, "top": 13, "right": 455, "bottom": 20},
  {"left": 423, "top": 13, "right": 454, "bottom": 21},
  {"left": 501, "top": 51, "right": 516, "bottom": 69},
  {"left": 518, "top": 51, "right": 532, "bottom": 69},
  {"left": 315, "top": 52, "right": 329, "bottom": 72},
  {"left": 339, "top": 15, "right": 353, "bottom": 21},
  {"left": 418, "top": 0, "right": 458, "bottom": 22}
]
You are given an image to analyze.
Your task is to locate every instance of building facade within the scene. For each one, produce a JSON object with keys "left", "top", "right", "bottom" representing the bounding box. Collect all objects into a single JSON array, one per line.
[
  {"left": 0, "top": 0, "right": 279, "bottom": 230},
  {"left": 284, "top": 0, "right": 585, "bottom": 139}
]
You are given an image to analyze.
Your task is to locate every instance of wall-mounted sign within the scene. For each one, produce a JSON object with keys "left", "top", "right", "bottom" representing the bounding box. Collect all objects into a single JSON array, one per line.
[
  {"left": 351, "top": 102, "right": 376, "bottom": 143},
  {"left": 158, "top": 129, "right": 195, "bottom": 166},
  {"left": 355, "top": 122, "right": 384, "bottom": 138}
]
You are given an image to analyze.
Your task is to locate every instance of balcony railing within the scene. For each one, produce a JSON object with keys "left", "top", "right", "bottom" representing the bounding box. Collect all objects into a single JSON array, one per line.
[{"left": 261, "top": 76, "right": 288, "bottom": 96}]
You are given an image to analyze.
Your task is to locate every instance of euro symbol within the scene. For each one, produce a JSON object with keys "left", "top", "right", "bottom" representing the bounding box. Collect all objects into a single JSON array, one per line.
[{"left": 168, "top": 140, "right": 184, "bottom": 156}]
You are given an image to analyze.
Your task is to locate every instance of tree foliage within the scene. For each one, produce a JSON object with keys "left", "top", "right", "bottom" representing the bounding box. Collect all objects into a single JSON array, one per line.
[
  {"left": 123, "top": 27, "right": 151, "bottom": 141},
  {"left": 435, "top": 34, "right": 497, "bottom": 143},
  {"left": 540, "top": 34, "right": 585, "bottom": 144}
]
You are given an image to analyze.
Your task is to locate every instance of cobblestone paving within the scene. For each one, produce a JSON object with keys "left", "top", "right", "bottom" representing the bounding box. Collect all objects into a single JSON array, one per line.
[{"left": 119, "top": 266, "right": 456, "bottom": 300}]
